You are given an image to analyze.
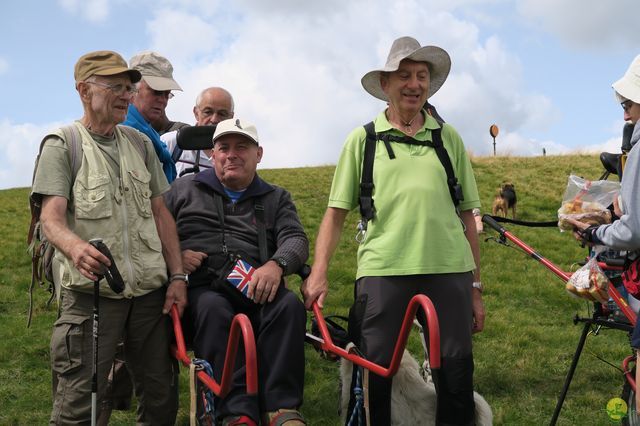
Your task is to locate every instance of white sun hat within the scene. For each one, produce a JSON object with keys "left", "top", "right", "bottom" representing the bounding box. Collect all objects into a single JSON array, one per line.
[{"left": 613, "top": 54, "right": 640, "bottom": 104}]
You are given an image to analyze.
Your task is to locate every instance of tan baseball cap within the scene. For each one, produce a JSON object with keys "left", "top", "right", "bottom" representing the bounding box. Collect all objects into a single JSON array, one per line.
[
  {"left": 212, "top": 118, "right": 259, "bottom": 146},
  {"left": 129, "top": 51, "right": 182, "bottom": 91},
  {"left": 74, "top": 50, "right": 142, "bottom": 83}
]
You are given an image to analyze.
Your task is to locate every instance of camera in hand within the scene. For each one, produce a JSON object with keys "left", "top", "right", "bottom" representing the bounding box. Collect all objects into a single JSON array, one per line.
[{"left": 89, "top": 238, "right": 125, "bottom": 294}]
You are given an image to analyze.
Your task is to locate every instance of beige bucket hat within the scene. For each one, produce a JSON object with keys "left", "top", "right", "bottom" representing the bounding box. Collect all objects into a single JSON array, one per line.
[
  {"left": 361, "top": 36, "right": 451, "bottom": 101},
  {"left": 613, "top": 54, "right": 640, "bottom": 104}
]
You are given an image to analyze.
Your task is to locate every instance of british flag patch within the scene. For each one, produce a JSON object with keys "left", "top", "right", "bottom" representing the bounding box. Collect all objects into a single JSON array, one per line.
[{"left": 226, "top": 258, "right": 256, "bottom": 298}]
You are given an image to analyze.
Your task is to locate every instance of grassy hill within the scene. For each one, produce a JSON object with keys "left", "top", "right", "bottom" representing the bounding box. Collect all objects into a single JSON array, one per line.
[{"left": 0, "top": 155, "right": 634, "bottom": 425}]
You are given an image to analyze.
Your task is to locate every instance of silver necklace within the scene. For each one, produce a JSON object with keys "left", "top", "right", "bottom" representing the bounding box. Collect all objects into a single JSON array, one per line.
[{"left": 388, "top": 104, "right": 420, "bottom": 135}]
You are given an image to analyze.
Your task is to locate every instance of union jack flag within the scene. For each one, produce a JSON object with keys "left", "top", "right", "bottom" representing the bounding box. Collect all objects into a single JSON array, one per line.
[{"left": 226, "top": 258, "right": 256, "bottom": 298}]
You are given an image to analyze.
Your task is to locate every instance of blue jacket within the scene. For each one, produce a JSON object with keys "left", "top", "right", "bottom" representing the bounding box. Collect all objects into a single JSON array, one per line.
[{"left": 123, "top": 104, "right": 177, "bottom": 182}]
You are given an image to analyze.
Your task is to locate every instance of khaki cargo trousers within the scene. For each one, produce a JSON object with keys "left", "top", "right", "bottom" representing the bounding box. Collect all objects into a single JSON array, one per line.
[{"left": 50, "top": 287, "right": 178, "bottom": 425}]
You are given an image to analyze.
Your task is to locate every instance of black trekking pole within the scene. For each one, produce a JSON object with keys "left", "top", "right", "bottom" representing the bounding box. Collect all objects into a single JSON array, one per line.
[{"left": 88, "top": 238, "right": 125, "bottom": 426}]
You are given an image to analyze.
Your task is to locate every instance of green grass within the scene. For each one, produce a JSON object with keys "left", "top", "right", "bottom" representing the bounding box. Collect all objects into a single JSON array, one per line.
[{"left": 0, "top": 155, "right": 634, "bottom": 425}]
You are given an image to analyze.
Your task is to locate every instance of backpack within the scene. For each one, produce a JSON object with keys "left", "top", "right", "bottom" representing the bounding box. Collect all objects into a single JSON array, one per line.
[
  {"left": 26, "top": 123, "right": 147, "bottom": 326},
  {"left": 622, "top": 256, "right": 640, "bottom": 299},
  {"left": 357, "top": 120, "right": 463, "bottom": 238}
]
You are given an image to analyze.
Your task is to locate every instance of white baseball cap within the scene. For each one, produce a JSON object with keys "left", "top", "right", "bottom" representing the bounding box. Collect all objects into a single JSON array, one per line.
[{"left": 212, "top": 118, "right": 259, "bottom": 145}]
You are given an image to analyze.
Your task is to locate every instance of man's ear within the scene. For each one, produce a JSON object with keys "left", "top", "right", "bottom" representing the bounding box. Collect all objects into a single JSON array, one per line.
[
  {"left": 257, "top": 146, "right": 263, "bottom": 163},
  {"left": 193, "top": 106, "right": 199, "bottom": 121},
  {"left": 380, "top": 74, "right": 389, "bottom": 94},
  {"left": 77, "top": 82, "right": 92, "bottom": 102}
]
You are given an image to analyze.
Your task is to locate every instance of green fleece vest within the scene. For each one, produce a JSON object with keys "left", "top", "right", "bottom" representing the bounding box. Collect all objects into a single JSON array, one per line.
[{"left": 51, "top": 123, "right": 167, "bottom": 298}]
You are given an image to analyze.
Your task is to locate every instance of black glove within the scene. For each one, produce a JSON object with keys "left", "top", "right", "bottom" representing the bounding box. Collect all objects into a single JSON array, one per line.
[{"left": 579, "top": 225, "right": 600, "bottom": 245}]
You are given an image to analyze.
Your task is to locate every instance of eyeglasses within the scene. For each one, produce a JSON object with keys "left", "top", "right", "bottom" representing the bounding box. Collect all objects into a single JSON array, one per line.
[
  {"left": 151, "top": 89, "right": 174, "bottom": 99},
  {"left": 198, "top": 108, "right": 232, "bottom": 120},
  {"left": 621, "top": 100, "right": 635, "bottom": 112},
  {"left": 86, "top": 81, "right": 138, "bottom": 96}
]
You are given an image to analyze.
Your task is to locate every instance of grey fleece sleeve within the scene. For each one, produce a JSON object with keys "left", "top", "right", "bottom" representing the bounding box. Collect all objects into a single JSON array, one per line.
[
  {"left": 271, "top": 189, "right": 309, "bottom": 275},
  {"left": 596, "top": 129, "right": 640, "bottom": 250}
]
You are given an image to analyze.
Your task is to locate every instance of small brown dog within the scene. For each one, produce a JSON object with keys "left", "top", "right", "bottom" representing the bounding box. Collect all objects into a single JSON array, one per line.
[{"left": 492, "top": 182, "right": 517, "bottom": 219}]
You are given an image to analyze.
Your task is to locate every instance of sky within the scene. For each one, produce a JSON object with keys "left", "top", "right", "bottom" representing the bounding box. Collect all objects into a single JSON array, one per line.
[{"left": 0, "top": 0, "right": 637, "bottom": 190}]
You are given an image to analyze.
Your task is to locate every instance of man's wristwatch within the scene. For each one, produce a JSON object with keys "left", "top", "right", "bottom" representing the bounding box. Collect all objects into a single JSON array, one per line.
[
  {"left": 272, "top": 257, "right": 288, "bottom": 274},
  {"left": 169, "top": 273, "right": 188, "bottom": 284},
  {"left": 472, "top": 281, "right": 483, "bottom": 293}
]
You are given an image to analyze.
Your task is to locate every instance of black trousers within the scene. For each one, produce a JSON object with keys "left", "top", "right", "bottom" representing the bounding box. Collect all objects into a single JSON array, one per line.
[
  {"left": 188, "top": 285, "right": 306, "bottom": 423},
  {"left": 351, "top": 273, "right": 476, "bottom": 426}
]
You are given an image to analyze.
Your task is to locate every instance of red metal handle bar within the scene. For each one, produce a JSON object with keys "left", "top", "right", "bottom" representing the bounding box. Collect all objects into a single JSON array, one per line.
[
  {"left": 170, "top": 304, "right": 258, "bottom": 396},
  {"left": 623, "top": 355, "right": 637, "bottom": 393},
  {"left": 598, "top": 262, "right": 624, "bottom": 271},
  {"left": 311, "top": 294, "right": 440, "bottom": 377},
  {"left": 482, "top": 215, "right": 637, "bottom": 326}
]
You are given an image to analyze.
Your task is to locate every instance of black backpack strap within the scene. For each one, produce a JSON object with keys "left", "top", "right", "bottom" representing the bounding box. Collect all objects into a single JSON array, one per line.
[
  {"left": 170, "top": 129, "right": 183, "bottom": 163},
  {"left": 430, "top": 127, "right": 463, "bottom": 208},
  {"left": 215, "top": 193, "right": 269, "bottom": 265},
  {"left": 359, "top": 122, "right": 377, "bottom": 227},
  {"left": 254, "top": 198, "right": 268, "bottom": 264},
  {"left": 171, "top": 145, "right": 183, "bottom": 163},
  {"left": 357, "top": 122, "right": 463, "bottom": 238}
]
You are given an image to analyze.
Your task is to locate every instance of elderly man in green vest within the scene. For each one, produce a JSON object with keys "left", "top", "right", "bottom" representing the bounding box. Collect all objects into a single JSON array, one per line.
[{"left": 31, "top": 50, "right": 187, "bottom": 425}]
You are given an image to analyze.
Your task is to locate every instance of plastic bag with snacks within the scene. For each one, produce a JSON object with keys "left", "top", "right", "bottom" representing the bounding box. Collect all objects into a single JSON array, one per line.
[
  {"left": 557, "top": 175, "right": 619, "bottom": 231},
  {"left": 566, "top": 250, "right": 610, "bottom": 303}
]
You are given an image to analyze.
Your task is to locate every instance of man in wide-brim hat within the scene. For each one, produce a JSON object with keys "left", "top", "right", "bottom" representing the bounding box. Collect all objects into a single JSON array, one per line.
[{"left": 303, "top": 36, "right": 484, "bottom": 425}]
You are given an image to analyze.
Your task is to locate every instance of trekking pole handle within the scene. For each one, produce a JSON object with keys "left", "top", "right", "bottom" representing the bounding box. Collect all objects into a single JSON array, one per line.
[
  {"left": 89, "top": 238, "right": 125, "bottom": 294},
  {"left": 482, "top": 214, "right": 506, "bottom": 235}
]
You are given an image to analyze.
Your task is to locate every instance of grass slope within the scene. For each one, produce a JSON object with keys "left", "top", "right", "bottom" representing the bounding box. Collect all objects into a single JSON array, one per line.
[{"left": 0, "top": 155, "right": 633, "bottom": 425}]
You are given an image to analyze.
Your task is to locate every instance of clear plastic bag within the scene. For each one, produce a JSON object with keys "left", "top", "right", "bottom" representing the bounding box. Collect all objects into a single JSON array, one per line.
[
  {"left": 557, "top": 175, "right": 619, "bottom": 231},
  {"left": 566, "top": 248, "right": 609, "bottom": 303}
]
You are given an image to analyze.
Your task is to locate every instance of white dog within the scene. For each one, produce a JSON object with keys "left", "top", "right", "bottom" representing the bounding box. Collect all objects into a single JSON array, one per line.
[{"left": 340, "top": 349, "right": 493, "bottom": 425}]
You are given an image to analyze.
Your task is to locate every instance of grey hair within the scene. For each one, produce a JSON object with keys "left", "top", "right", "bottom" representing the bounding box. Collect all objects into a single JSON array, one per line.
[{"left": 195, "top": 87, "right": 235, "bottom": 112}]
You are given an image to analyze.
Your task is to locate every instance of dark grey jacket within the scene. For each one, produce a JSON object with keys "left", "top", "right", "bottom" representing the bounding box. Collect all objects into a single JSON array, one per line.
[{"left": 164, "top": 169, "right": 309, "bottom": 286}]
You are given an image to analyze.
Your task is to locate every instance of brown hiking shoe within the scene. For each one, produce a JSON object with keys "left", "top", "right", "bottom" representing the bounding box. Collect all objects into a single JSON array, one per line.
[{"left": 262, "top": 409, "right": 306, "bottom": 425}]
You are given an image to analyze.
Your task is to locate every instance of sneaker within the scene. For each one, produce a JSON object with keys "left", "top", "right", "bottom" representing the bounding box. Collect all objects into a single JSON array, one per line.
[{"left": 262, "top": 409, "right": 306, "bottom": 425}]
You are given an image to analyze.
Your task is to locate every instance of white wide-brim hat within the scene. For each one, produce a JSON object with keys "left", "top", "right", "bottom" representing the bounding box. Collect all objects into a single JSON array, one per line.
[
  {"left": 613, "top": 54, "right": 640, "bottom": 104},
  {"left": 361, "top": 36, "right": 451, "bottom": 101}
]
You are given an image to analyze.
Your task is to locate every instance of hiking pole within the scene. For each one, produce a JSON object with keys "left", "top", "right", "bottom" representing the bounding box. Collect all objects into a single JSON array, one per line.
[
  {"left": 482, "top": 215, "right": 637, "bottom": 325},
  {"left": 88, "top": 239, "right": 125, "bottom": 426},
  {"left": 91, "top": 271, "right": 99, "bottom": 426}
]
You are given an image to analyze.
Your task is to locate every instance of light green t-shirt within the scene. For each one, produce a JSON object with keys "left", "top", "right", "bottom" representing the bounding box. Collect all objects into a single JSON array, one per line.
[{"left": 329, "top": 111, "right": 480, "bottom": 279}]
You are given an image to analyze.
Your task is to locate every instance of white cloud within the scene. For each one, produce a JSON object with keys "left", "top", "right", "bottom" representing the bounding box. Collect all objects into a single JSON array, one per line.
[
  {"left": 58, "top": 0, "right": 110, "bottom": 22},
  {"left": 153, "top": 0, "right": 565, "bottom": 165},
  {"left": 517, "top": 0, "right": 637, "bottom": 50},
  {"left": 492, "top": 131, "right": 568, "bottom": 157},
  {"left": 7, "top": 0, "right": 624, "bottom": 190},
  {"left": 0, "top": 57, "right": 8, "bottom": 75},
  {"left": 0, "top": 120, "right": 65, "bottom": 190},
  {"left": 145, "top": 9, "right": 222, "bottom": 64}
]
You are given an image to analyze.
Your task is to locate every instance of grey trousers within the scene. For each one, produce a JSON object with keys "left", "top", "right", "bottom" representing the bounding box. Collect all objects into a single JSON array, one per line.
[
  {"left": 350, "top": 273, "right": 475, "bottom": 426},
  {"left": 50, "top": 287, "right": 178, "bottom": 425}
]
